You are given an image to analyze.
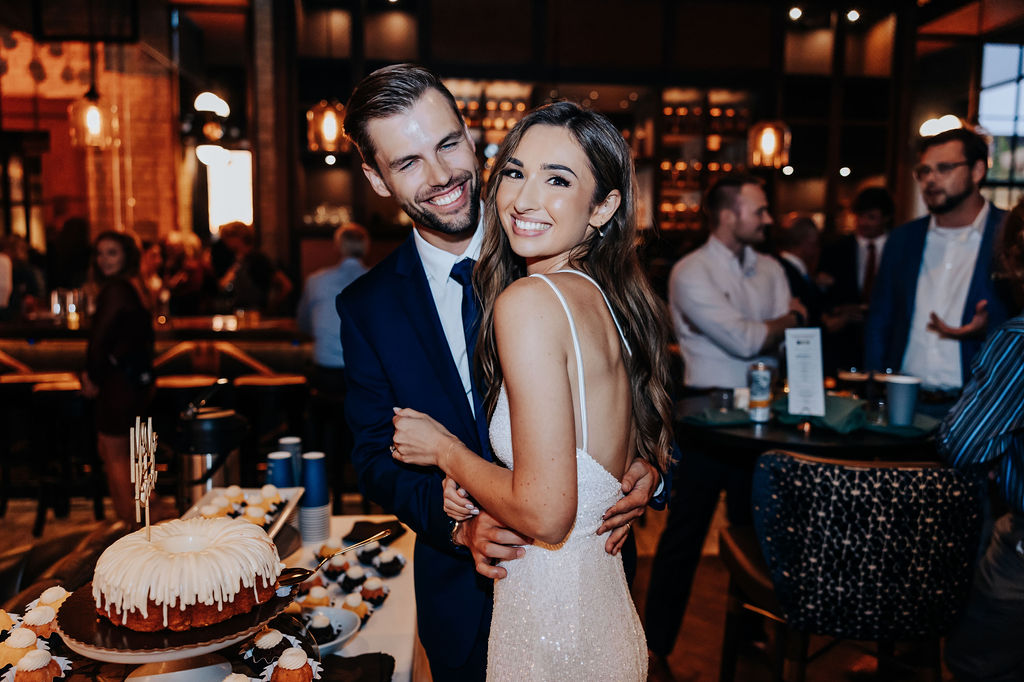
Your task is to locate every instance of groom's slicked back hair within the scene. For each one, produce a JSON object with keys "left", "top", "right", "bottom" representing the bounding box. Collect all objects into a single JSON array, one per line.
[{"left": 343, "top": 63, "right": 462, "bottom": 173}]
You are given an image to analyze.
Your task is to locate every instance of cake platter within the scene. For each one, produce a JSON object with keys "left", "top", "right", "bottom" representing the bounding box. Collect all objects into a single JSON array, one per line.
[{"left": 56, "top": 582, "right": 299, "bottom": 665}]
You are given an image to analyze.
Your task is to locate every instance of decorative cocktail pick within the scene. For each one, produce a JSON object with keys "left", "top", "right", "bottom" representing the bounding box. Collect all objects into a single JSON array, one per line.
[{"left": 130, "top": 416, "right": 159, "bottom": 541}]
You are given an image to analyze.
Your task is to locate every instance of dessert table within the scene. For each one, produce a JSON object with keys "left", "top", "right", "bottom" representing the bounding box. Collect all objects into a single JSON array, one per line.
[{"left": 282, "top": 514, "right": 420, "bottom": 682}]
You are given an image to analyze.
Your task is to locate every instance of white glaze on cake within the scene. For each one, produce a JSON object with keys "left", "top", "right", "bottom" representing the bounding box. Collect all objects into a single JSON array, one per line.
[
  {"left": 244, "top": 506, "right": 267, "bottom": 521},
  {"left": 200, "top": 504, "right": 221, "bottom": 517},
  {"left": 222, "top": 674, "right": 251, "bottom": 682},
  {"left": 377, "top": 549, "right": 395, "bottom": 563},
  {"left": 343, "top": 593, "right": 362, "bottom": 607},
  {"left": 15, "top": 648, "right": 50, "bottom": 671},
  {"left": 245, "top": 493, "right": 264, "bottom": 506},
  {"left": 211, "top": 495, "right": 230, "bottom": 508},
  {"left": 92, "top": 517, "right": 282, "bottom": 627},
  {"left": 277, "top": 647, "right": 307, "bottom": 670},
  {"left": 328, "top": 555, "right": 347, "bottom": 568},
  {"left": 255, "top": 628, "right": 284, "bottom": 649},
  {"left": 310, "top": 612, "right": 330, "bottom": 628},
  {"left": 23, "top": 605, "right": 55, "bottom": 626},
  {"left": 308, "top": 586, "right": 328, "bottom": 601},
  {"left": 345, "top": 566, "right": 364, "bottom": 580},
  {"left": 6, "top": 628, "right": 37, "bottom": 648},
  {"left": 261, "top": 484, "right": 280, "bottom": 500},
  {"left": 363, "top": 577, "right": 382, "bottom": 591}
]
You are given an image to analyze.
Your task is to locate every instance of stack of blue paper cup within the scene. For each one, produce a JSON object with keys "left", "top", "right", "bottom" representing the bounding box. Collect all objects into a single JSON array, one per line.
[
  {"left": 267, "top": 451, "right": 300, "bottom": 530},
  {"left": 300, "top": 451, "right": 330, "bottom": 544},
  {"left": 278, "top": 436, "right": 303, "bottom": 485}
]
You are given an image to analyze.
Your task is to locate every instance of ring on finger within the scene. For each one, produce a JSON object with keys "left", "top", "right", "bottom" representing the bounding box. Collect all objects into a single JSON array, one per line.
[{"left": 389, "top": 443, "right": 396, "bottom": 454}]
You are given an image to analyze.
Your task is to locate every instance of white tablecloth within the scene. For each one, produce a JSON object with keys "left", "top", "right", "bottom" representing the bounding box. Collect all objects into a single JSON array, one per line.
[{"left": 283, "top": 514, "right": 418, "bottom": 682}]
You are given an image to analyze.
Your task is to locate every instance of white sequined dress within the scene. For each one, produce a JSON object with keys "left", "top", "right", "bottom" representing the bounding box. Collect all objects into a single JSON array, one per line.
[{"left": 485, "top": 271, "right": 648, "bottom": 682}]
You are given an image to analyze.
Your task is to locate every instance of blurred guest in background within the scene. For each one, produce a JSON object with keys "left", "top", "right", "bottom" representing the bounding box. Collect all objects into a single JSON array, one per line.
[
  {"left": 647, "top": 174, "right": 806, "bottom": 678},
  {"left": 5, "top": 235, "right": 46, "bottom": 318},
  {"left": 774, "top": 213, "right": 824, "bottom": 326},
  {"left": 161, "top": 229, "right": 208, "bottom": 316},
  {"left": 82, "top": 231, "right": 154, "bottom": 523},
  {"left": 0, "top": 238, "right": 11, "bottom": 321},
  {"left": 819, "top": 186, "right": 894, "bottom": 374},
  {"left": 47, "top": 216, "right": 91, "bottom": 290},
  {"left": 216, "top": 221, "right": 293, "bottom": 314},
  {"left": 298, "top": 223, "right": 369, "bottom": 501},
  {"left": 139, "top": 240, "right": 165, "bottom": 309},
  {"left": 865, "top": 128, "right": 1010, "bottom": 415},
  {"left": 939, "top": 198, "right": 1024, "bottom": 682}
]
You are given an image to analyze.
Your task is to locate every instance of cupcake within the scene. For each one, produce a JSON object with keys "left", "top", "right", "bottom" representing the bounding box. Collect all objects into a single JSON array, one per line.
[
  {"left": 341, "top": 593, "right": 369, "bottom": 622},
  {"left": 270, "top": 647, "right": 313, "bottom": 682},
  {"left": 0, "top": 609, "right": 14, "bottom": 641},
  {"left": 222, "top": 675, "right": 253, "bottom": 682},
  {"left": 306, "top": 612, "right": 337, "bottom": 644},
  {"left": 37, "top": 586, "right": 69, "bottom": 612},
  {"left": 243, "top": 505, "right": 269, "bottom": 527},
  {"left": 210, "top": 495, "right": 231, "bottom": 511},
  {"left": 12, "top": 649, "right": 62, "bottom": 681},
  {"left": 261, "top": 484, "right": 282, "bottom": 508},
  {"left": 360, "top": 577, "right": 388, "bottom": 607},
  {"left": 244, "top": 493, "right": 264, "bottom": 508},
  {"left": 339, "top": 566, "right": 366, "bottom": 593},
  {"left": 322, "top": 554, "right": 349, "bottom": 581},
  {"left": 315, "top": 543, "right": 340, "bottom": 563},
  {"left": 355, "top": 540, "right": 381, "bottom": 565},
  {"left": 374, "top": 549, "right": 406, "bottom": 577},
  {"left": 21, "top": 606, "right": 57, "bottom": 639},
  {"left": 200, "top": 503, "right": 227, "bottom": 519},
  {"left": 303, "top": 586, "right": 330, "bottom": 607},
  {"left": 248, "top": 627, "right": 289, "bottom": 667},
  {"left": 0, "top": 628, "right": 39, "bottom": 668},
  {"left": 224, "top": 485, "right": 245, "bottom": 505},
  {"left": 297, "top": 575, "right": 323, "bottom": 597}
]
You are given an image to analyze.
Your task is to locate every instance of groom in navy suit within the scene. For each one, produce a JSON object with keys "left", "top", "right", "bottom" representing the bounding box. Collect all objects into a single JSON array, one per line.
[
  {"left": 865, "top": 127, "right": 1010, "bottom": 412},
  {"left": 336, "top": 64, "right": 663, "bottom": 681}
]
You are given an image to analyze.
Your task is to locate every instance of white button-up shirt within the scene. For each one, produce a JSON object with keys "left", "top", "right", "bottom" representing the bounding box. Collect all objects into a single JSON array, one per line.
[
  {"left": 901, "top": 202, "right": 988, "bottom": 390},
  {"left": 670, "top": 235, "right": 791, "bottom": 389},
  {"left": 413, "top": 221, "right": 484, "bottom": 415}
]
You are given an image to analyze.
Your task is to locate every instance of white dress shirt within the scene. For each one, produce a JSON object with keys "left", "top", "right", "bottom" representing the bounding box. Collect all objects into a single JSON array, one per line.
[
  {"left": 901, "top": 202, "right": 989, "bottom": 390},
  {"left": 670, "top": 235, "right": 791, "bottom": 389},
  {"left": 413, "top": 222, "right": 484, "bottom": 415},
  {"left": 855, "top": 233, "right": 887, "bottom": 291}
]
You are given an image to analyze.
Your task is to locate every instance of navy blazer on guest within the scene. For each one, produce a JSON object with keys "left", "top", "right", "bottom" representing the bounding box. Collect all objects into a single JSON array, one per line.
[
  {"left": 864, "top": 205, "right": 1009, "bottom": 385},
  {"left": 337, "top": 234, "right": 492, "bottom": 670}
]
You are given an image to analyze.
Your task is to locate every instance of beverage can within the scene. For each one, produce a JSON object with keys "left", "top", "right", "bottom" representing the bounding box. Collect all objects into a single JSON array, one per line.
[{"left": 748, "top": 362, "right": 772, "bottom": 423}]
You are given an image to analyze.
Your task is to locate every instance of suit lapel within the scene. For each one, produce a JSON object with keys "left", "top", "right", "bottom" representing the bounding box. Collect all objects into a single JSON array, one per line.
[
  {"left": 963, "top": 206, "right": 1002, "bottom": 324},
  {"left": 903, "top": 218, "right": 929, "bottom": 314},
  {"left": 393, "top": 237, "right": 485, "bottom": 454}
]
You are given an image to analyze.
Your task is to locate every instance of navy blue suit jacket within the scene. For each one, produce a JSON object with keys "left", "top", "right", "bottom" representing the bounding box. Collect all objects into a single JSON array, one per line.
[
  {"left": 864, "top": 206, "right": 1009, "bottom": 385},
  {"left": 337, "top": 235, "right": 492, "bottom": 669}
]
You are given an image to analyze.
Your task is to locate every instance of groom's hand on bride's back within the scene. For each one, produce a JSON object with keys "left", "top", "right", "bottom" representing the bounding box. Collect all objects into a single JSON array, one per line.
[
  {"left": 454, "top": 510, "right": 530, "bottom": 580},
  {"left": 597, "top": 459, "right": 659, "bottom": 555}
]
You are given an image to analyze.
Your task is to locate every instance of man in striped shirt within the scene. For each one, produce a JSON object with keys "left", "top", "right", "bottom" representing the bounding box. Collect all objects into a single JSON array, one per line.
[{"left": 940, "top": 204, "right": 1024, "bottom": 682}]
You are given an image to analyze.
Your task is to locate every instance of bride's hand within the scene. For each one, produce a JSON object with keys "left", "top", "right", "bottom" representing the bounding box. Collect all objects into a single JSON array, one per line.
[
  {"left": 443, "top": 476, "right": 478, "bottom": 521},
  {"left": 391, "top": 407, "right": 459, "bottom": 469}
]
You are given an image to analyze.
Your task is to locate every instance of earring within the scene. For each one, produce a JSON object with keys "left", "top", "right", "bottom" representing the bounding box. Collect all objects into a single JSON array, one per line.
[{"left": 592, "top": 223, "right": 607, "bottom": 238}]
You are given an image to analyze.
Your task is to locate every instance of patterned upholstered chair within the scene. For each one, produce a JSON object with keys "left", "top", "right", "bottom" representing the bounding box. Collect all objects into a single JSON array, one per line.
[{"left": 719, "top": 450, "right": 985, "bottom": 682}]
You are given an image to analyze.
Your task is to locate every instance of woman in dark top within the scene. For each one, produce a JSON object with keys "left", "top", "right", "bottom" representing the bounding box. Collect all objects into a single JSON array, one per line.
[{"left": 82, "top": 231, "right": 154, "bottom": 522}]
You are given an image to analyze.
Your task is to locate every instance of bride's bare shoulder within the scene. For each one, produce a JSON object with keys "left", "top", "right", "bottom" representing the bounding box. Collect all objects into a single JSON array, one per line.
[{"left": 494, "top": 276, "right": 567, "bottom": 334}]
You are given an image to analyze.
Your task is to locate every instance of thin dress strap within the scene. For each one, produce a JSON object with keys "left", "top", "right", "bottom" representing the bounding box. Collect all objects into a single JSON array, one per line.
[
  {"left": 529, "top": 273, "right": 589, "bottom": 453},
  {"left": 553, "top": 269, "right": 632, "bottom": 356}
]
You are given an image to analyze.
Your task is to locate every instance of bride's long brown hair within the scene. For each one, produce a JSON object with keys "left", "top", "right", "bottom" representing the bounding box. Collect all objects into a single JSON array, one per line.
[{"left": 474, "top": 102, "right": 674, "bottom": 473}]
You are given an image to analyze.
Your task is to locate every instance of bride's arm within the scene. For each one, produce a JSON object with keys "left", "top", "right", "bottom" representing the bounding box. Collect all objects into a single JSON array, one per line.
[{"left": 392, "top": 279, "right": 578, "bottom": 545}]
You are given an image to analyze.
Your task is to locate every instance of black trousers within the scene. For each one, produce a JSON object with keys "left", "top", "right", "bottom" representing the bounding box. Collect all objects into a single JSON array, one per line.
[{"left": 644, "top": 445, "right": 755, "bottom": 656}]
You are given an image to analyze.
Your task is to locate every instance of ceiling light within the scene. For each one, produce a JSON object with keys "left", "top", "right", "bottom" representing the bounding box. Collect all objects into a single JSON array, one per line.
[
  {"left": 839, "top": 166, "right": 852, "bottom": 177},
  {"left": 789, "top": 7, "right": 803, "bottom": 20},
  {"left": 194, "top": 92, "right": 230, "bottom": 118},
  {"left": 846, "top": 9, "right": 860, "bottom": 22},
  {"left": 782, "top": 165, "right": 794, "bottom": 176},
  {"left": 919, "top": 114, "right": 963, "bottom": 137}
]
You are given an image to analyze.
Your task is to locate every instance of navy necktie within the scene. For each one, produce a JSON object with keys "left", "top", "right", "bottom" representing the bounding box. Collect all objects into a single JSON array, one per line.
[{"left": 449, "top": 258, "right": 479, "bottom": 356}]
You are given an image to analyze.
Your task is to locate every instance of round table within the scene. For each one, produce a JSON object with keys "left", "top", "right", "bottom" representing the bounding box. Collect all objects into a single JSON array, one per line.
[{"left": 674, "top": 396, "right": 938, "bottom": 461}]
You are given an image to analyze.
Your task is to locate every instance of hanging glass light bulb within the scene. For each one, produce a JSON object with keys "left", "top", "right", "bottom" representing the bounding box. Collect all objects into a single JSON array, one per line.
[
  {"left": 69, "top": 43, "right": 117, "bottom": 148},
  {"left": 307, "top": 100, "right": 349, "bottom": 153}
]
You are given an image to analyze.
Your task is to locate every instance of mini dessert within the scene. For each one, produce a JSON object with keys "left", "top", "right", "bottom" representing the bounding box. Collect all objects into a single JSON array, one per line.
[
  {"left": 282, "top": 601, "right": 302, "bottom": 616},
  {"left": 12, "top": 649, "right": 63, "bottom": 681},
  {"left": 93, "top": 517, "right": 282, "bottom": 631},
  {"left": 374, "top": 549, "right": 405, "bottom": 577},
  {"left": 306, "top": 611, "right": 337, "bottom": 644},
  {"left": 270, "top": 647, "right": 313, "bottom": 682},
  {"left": 303, "top": 586, "right": 330, "bottom": 607},
  {"left": 360, "top": 577, "right": 388, "bottom": 607},
  {"left": 340, "top": 593, "right": 369, "bottom": 622},
  {"left": 261, "top": 484, "right": 282, "bottom": 508},
  {"left": 0, "top": 628, "right": 39, "bottom": 668},
  {"left": 224, "top": 485, "right": 245, "bottom": 505},
  {"left": 315, "top": 543, "right": 340, "bottom": 563},
  {"left": 355, "top": 540, "right": 381, "bottom": 565},
  {"left": 297, "top": 575, "right": 323, "bottom": 597},
  {"left": 200, "top": 503, "right": 227, "bottom": 519},
  {"left": 248, "top": 627, "right": 289, "bottom": 667},
  {"left": 222, "top": 675, "right": 252, "bottom": 682},
  {"left": 210, "top": 495, "right": 231, "bottom": 511},
  {"left": 37, "top": 586, "right": 69, "bottom": 612},
  {"left": 339, "top": 566, "right": 366, "bottom": 593},
  {"left": 243, "top": 505, "right": 268, "bottom": 526},
  {"left": 21, "top": 606, "right": 57, "bottom": 638},
  {"left": 322, "top": 554, "right": 349, "bottom": 581},
  {"left": 0, "top": 609, "right": 14, "bottom": 640},
  {"left": 244, "top": 493, "right": 264, "bottom": 508}
]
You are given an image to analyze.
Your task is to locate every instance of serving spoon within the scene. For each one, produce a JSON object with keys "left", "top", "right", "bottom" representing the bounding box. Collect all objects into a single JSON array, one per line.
[{"left": 278, "top": 529, "right": 391, "bottom": 586}]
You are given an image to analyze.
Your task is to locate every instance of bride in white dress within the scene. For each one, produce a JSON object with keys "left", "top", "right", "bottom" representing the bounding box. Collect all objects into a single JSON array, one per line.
[{"left": 391, "top": 102, "right": 674, "bottom": 681}]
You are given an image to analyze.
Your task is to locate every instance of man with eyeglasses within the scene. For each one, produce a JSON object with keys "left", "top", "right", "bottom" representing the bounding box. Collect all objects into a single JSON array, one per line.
[{"left": 865, "top": 126, "right": 1010, "bottom": 414}]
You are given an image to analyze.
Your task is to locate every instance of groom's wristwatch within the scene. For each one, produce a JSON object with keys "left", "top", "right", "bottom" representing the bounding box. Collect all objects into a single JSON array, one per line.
[{"left": 449, "top": 519, "right": 463, "bottom": 547}]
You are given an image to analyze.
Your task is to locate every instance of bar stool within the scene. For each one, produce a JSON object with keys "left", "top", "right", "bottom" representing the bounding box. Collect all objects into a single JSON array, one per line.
[
  {"left": 0, "top": 372, "right": 78, "bottom": 518},
  {"left": 233, "top": 374, "right": 308, "bottom": 486},
  {"left": 30, "top": 379, "right": 105, "bottom": 536}
]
